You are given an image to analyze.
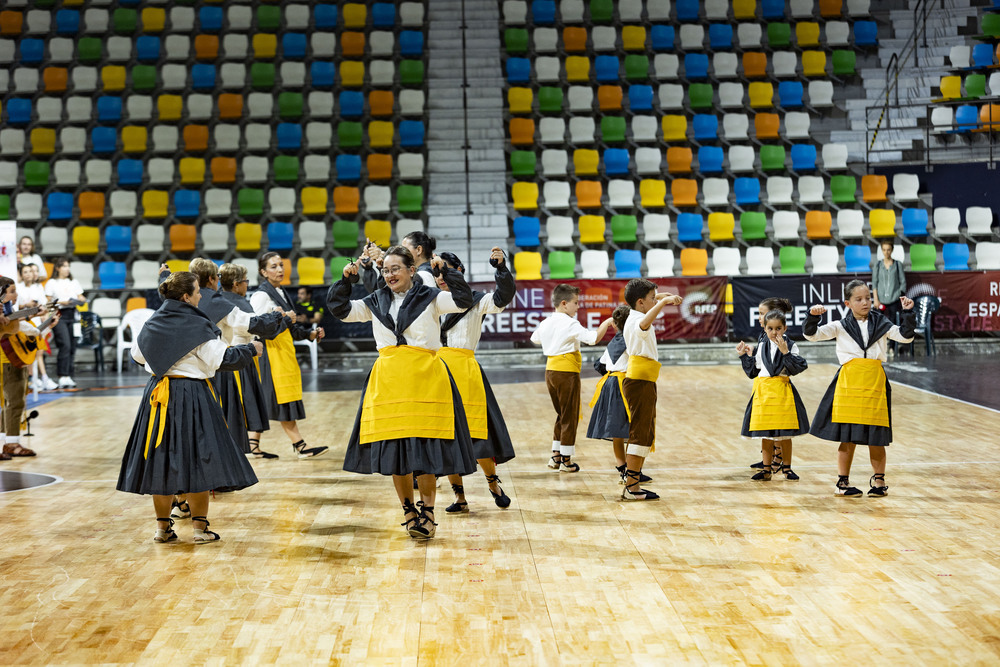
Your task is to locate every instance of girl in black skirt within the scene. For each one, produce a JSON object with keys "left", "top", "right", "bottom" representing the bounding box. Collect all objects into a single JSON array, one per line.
[
  {"left": 327, "top": 247, "right": 478, "bottom": 539},
  {"left": 117, "top": 272, "right": 262, "bottom": 544}
]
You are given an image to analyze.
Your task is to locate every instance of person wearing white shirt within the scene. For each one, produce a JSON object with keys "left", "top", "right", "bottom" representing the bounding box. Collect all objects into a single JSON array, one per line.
[
  {"left": 530, "top": 284, "right": 612, "bottom": 474},
  {"left": 586, "top": 305, "right": 634, "bottom": 483},
  {"left": 17, "top": 236, "right": 47, "bottom": 281},
  {"left": 803, "top": 279, "right": 915, "bottom": 498},
  {"left": 16, "top": 263, "right": 58, "bottom": 391},
  {"left": 43, "top": 258, "right": 86, "bottom": 388}
]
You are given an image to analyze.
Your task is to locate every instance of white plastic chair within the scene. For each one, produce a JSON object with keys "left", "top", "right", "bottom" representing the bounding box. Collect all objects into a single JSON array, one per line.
[
  {"left": 712, "top": 247, "right": 742, "bottom": 277},
  {"left": 545, "top": 217, "right": 574, "bottom": 248},
  {"left": 949, "top": 45, "right": 972, "bottom": 69},
  {"left": 745, "top": 247, "right": 775, "bottom": 276},
  {"left": 542, "top": 182, "right": 571, "bottom": 210},
  {"left": 294, "top": 329, "right": 319, "bottom": 371},
  {"left": 797, "top": 176, "right": 826, "bottom": 205},
  {"left": 965, "top": 207, "right": 994, "bottom": 235},
  {"left": 713, "top": 53, "right": 738, "bottom": 79},
  {"left": 635, "top": 147, "right": 662, "bottom": 174},
  {"left": 766, "top": 177, "right": 794, "bottom": 205},
  {"left": 932, "top": 207, "right": 961, "bottom": 236},
  {"left": 541, "top": 150, "right": 569, "bottom": 177},
  {"left": 580, "top": 250, "right": 610, "bottom": 279},
  {"left": 810, "top": 246, "right": 841, "bottom": 274},
  {"left": 533, "top": 28, "right": 558, "bottom": 53},
  {"left": 702, "top": 178, "right": 730, "bottom": 208},
  {"left": 645, "top": 248, "right": 674, "bottom": 277},
  {"left": 631, "top": 117, "right": 659, "bottom": 143},
  {"left": 658, "top": 84, "right": 685, "bottom": 110},
  {"left": 608, "top": 180, "right": 636, "bottom": 209},
  {"left": 975, "top": 242, "right": 1000, "bottom": 269},
  {"left": 892, "top": 173, "right": 920, "bottom": 202},
  {"left": 539, "top": 118, "right": 567, "bottom": 144},
  {"left": 728, "top": 145, "right": 755, "bottom": 172},
  {"left": 822, "top": 144, "right": 849, "bottom": 170},
  {"left": 723, "top": 114, "right": 750, "bottom": 142},
  {"left": 825, "top": 21, "right": 850, "bottom": 46},
  {"left": 836, "top": 209, "right": 865, "bottom": 238},
  {"left": 772, "top": 211, "right": 802, "bottom": 240},
  {"left": 784, "top": 112, "right": 811, "bottom": 139},
  {"left": 592, "top": 26, "right": 617, "bottom": 52},
  {"left": 719, "top": 83, "right": 745, "bottom": 108},
  {"left": 641, "top": 214, "right": 672, "bottom": 244}
]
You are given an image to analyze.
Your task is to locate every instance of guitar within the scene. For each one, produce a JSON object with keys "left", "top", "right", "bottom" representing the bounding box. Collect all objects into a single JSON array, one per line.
[
  {"left": 0, "top": 311, "right": 59, "bottom": 368},
  {"left": 0, "top": 303, "right": 52, "bottom": 337}
]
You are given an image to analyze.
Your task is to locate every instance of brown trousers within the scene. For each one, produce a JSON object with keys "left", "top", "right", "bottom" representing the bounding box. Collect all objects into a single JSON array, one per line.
[
  {"left": 1, "top": 363, "right": 28, "bottom": 437},
  {"left": 623, "top": 378, "right": 656, "bottom": 450},
  {"left": 545, "top": 370, "right": 580, "bottom": 448}
]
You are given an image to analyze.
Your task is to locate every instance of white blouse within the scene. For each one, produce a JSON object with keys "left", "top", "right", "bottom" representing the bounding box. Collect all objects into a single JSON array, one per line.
[
  {"left": 804, "top": 318, "right": 913, "bottom": 364},
  {"left": 249, "top": 288, "right": 291, "bottom": 317},
  {"left": 340, "top": 288, "right": 468, "bottom": 351},
  {"left": 44, "top": 278, "right": 84, "bottom": 305},
  {"left": 752, "top": 340, "right": 802, "bottom": 378},
  {"left": 623, "top": 309, "right": 658, "bottom": 361},
  {"left": 216, "top": 308, "right": 254, "bottom": 346},
  {"left": 19, "top": 253, "right": 47, "bottom": 280},
  {"left": 530, "top": 312, "right": 598, "bottom": 356},
  {"left": 16, "top": 282, "right": 46, "bottom": 309},
  {"left": 131, "top": 338, "right": 229, "bottom": 379},
  {"left": 597, "top": 343, "right": 629, "bottom": 373},
  {"left": 442, "top": 292, "right": 507, "bottom": 351}
]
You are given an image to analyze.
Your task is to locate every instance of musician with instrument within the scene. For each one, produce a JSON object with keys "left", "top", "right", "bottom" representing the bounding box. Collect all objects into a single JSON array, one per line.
[
  {"left": 43, "top": 258, "right": 87, "bottom": 389},
  {"left": 16, "top": 263, "right": 58, "bottom": 391}
]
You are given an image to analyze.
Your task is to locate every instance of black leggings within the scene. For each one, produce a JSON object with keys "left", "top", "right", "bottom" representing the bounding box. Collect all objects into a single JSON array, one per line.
[{"left": 53, "top": 309, "right": 76, "bottom": 377}]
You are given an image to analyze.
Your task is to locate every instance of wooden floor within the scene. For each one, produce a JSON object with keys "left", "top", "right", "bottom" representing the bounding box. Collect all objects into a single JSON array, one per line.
[{"left": 3, "top": 363, "right": 1000, "bottom": 665}]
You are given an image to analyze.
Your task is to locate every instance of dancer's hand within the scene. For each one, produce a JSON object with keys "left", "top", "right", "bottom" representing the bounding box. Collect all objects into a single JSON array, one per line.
[
  {"left": 736, "top": 341, "right": 751, "bottom": 356},
  {"left": 809, "top": 305, "right": 826, "bottom": 316},
  {"left": 899, "top": 296, "right": 914, "bottom": 310},
  {"left": 251, "top": 341, "right": 264, "bottom": 356}
]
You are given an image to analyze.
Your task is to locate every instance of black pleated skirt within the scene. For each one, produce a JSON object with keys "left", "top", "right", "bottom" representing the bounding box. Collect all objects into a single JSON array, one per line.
[
  {"left": 472, "top": 368, "right": 516, "bottom": 464},
  {"left": 257, "top": 343, "right": 306, "bottom": 422},
  {"left": 740, "top": 382, "right": 811, "bottom": 439},
  {"left": 586, "top": 376, "right": 631, "bottom": 441},
  {"left": 810, "top": 370, "right": 894, "bottom": 447},
  {"left": 117, "top": 376, "right": 259, "bottom": 495},
  {"left": 343, "top": 369, "right": 478, "bottom": 477}
]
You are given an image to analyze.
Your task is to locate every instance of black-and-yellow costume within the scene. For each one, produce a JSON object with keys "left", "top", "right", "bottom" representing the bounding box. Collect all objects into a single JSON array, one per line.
[
  {"left": 739, "top": 335, "right": 810, "bottom": 439},
  {"left": 251, "top": 282, "right": 314, "bottom": 422},
  {"left": 586, "top": 332, "right": 631, "bottom": 441}
]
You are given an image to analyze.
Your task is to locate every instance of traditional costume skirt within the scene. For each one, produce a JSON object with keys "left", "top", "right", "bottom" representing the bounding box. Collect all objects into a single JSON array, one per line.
[
  {"left": 258, "top": 332, "right": 306, "bottom": 422},
  {"left": 740, "top": 375, "right": 810, "bottom": 439},
  {"left": 344, "top": 345, "right": 477, "bottom": 477},
  {"left": 214, "top": 358, "right": 270, "bottom": 452},
  {"left": 117, "top": 376, "right": 259, "bottom": 495},
  {"left": 437, "top": 347, "right": 515, "bottom": 464},
  {"left": 586, "top": 371, "right": 630, "bottom": 441},
  {"left": 810, "top": 358, "right": 893, "bottom": 447}
]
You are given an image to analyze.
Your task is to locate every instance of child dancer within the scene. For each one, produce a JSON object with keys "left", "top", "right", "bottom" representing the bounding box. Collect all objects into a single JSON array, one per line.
[
  {"left": 435, "top": 248, "right": 517, "bottom": 513},
  {"left": 530, "top": 284, "right": 613, "bottom": 473},
  {"left": 327, "top": 247, "right": 478, "bottom": 539},
  {"left": 804, "top": 280, "right": 914, "bottom": 497},
  {"left": 749, "top": 297, "right": 795, "bottom": 471},
  {"left": 586, "top": 305, "right": 646, "bottom": 484},
  {"left": 117, "top": 272, "right": 262, "bottom": 543},
  {"left": 620, "top": 280, "right": 682, "bottom": 501},
  {"left": 737, "top": 309, "right": 809, "bottom": 481}
]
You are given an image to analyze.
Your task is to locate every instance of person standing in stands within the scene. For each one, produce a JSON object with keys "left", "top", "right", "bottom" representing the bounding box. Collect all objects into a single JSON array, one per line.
[
  {"left": 43, "top": 258, "right": 86, "bottom": 389},
  {"left": 871, "top": 240, "right": 907, "bottom": 356}
]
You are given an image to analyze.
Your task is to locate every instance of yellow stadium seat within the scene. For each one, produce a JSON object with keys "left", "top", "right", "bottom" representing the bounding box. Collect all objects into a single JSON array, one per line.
[
  {"left": 671, "top": 179, "right": 698, "bottom": 207},
  {"left": 622, "top": 26, "right": 647, "bottom": 51},
  {"left": 122, "top": 126, "right": 148, "bottom": 154},
  {"left": 512, "top": 182, "right": 539, "bottom": 210},
  {"left": 708, "top": 213, "right": 736, "bottom": 241},
  {"left": 565, "top": 56, "right": 590, "bottom": 82},
  {"left": 253, "top": 34, "right": 277, "bottom": 59},
  {"left": 578, "top": 215, "right": 606, "bottom": 244},
  {"left": 640, "top": 179, "right": 667, "bottom": 208},
  {"left": 733, "top": 0, "right": 757, "bottom": 20},
  {"left": 234, "top": 223, "right": 262, "bottom": 253},
  {"left": 513, "top": 251, "right": 543, "bottom": 280},
  {"left": 508, "top": 87, "right": 533, "bottom": 114},
  {"left": 368, "top": 121, "right": 395, "bottom": 148},
  {"left": 796, "top": 23, "right": 821, "bottom": 48},
  {"left": 166, "top": 259, "right": 188, "bottom": 274},
  {"left": 142, "top": 191, "right": 169, "bottom": 219},
  {"left": 340, "top": 62, "right": 365, "bottom": 87},
  {"left": 662, "top": 115, "right": 688, "bottom": 142},
  {"left": 297, "top": 257, "right": 326, "bottom": 286},
  {"left": 869, "top": 209, "right": 897, "bottom": 237},
  {"left": 365, "top": 220, "right": 392, "bottom": 248},
  {"left": 72, "top": 226, "right": 100, "bottom": 254},
  {"left": 102, "top": 65, "right": 127, "bottom": 92},
  {"left": 157, "top": 95, "right": 183, "bottom": 121},
  {"left": 126, "top": 297, "right": 147, "bottom": 312},
  {"left": 938, "top": 76, "right": 961, "bottom": 100},
  {"left": 749, "top": 82, "right": 774, "bottom": 108},
  {"left": 573, "top": 149, "right": 600, "bottom": 176},
  {"left": 343, "top": 3, "right": 367, "bottom": 28},
  {"left": 30, "top": 128, "right": 56, "bottom": 155},
  {"left": 141, "top": 7, "right": 166, "bottom": 32},
  {"left": 725, "top": 284, "right": 733, "bottom": 315},
  {"left": 301, "top": 188, "right": 329, "bottom": 215},
  {"left": 179, "top": 158, "right": 206, "bottom": 185},
  {"left": 680, "top": 248, "right": 709, "bottom": 276},
  {"left": 802, "top": 51, "right": 827, "bottom": 77}
]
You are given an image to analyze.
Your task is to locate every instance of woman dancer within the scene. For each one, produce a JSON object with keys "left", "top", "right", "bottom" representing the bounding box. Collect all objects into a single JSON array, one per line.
[
  {"left": 250, "top": 252, "right": 328, "bottom": 459},
  {"left": 117, "top": 272, "right": 261, "bottom": 544},
  {"left": 401, "top": 231, "right": 437, "bottom": 287},
  {"left": 435, "top": 248, "right": 517, "bottom": 513},
  {"left": 327, "top": 246, "right": 477, "bottom": 539}
]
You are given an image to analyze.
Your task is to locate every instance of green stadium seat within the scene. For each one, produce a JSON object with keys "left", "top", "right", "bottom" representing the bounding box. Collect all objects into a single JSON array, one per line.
[
  {"left": 624, "top": 55, "right": 649, "bottom": 82},
  {"left": 0, "top": 195, "right": 9, "bottom": 220},
  {"left": 256, "top": 5, "right": 282, "bottom": 31},
  {"left": 767, "top": 23, "right": 792, "bottom": 48},
  {"left": 251, "top": 63, "right": 276, "bottom": 90},
  {"left": 590, "top": 0, "right": 614, "bottom": 23},
  {"left": 548, "top": 251, "right": 576, "bottom": 279},
  {"left": 397, "top": 185, "right": 423, "bottom": 212},
  {"left": 832, "top": 50, "right": 856, "bottom": 77},
  {"left": 830, "top": 175, "right": 857, "bottom": 204},
  {"left": 908, "top": 243, "right": 937, "bottom": 271},
  {"left": 77, "top": 37, "right": 103, "bottom": 63},
  {"left": 113, "top": 8, "right": 137, "bottom": 34},
  {"left": 505, "top": 28, "right": 529, "bottom": 54},
  {"left": 338, "top": 122, "right": 363, "bottom": 148},
  {"left": 330, "top": 256, "right": 353, "bottom": 278},
  {"left": 132, "top": 66, "right": 157, "bottom": 92},
  {"left": 273, "top": 156, "right": 299, "bottom": 183},
  {"left": 332, "top": 220, "right": 360, "bottom": 249},
  {"left": 400, "top": 60, "right": 425, "bottom": 86},
  {"left": 24, "top": 161, "right": 50, "bottom": 187},
  {"left": 539, "top": 87, "right": 564, "bottom": 114},
  {"left": 740, "top": 211, "right": 767, "bottom": 241},
  {"left": 779, "top": 246, "right": 807, "bottom": 274},
  {"left": 278, "top": 93, "right": 303, "bottom": 119},
  {"left": 689, "top": 83, "right": 714, "bottom": 110},
  {"left": 760, "top": 145, "right": 787, "bottom": 172},
  {"left": 611, "top": 215, "right": 638, "bottom": 243},
  {"left": 600, "top": 117, "right": 627, "bottom": 143},
  {"left": 510, "top": 151, "right": 537, "bottom": 177},
  {"left": 237, "top": 188, "right": 264, "bottom": 216}
]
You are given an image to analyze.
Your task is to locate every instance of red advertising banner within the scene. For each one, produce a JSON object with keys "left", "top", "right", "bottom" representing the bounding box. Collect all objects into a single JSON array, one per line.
[
  {"left": 909, "top": 271, "right": 1000, "bottom": 333},
  {"left": 470, "top": 277, "right": 728, "bottom": 342}
]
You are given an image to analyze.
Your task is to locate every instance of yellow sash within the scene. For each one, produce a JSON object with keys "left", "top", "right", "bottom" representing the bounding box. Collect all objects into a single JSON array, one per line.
[
  {"left": 437, "top": 347, "right": 488, "bottom": 440},
  {"left": 626, "top": 355, "right": 660, "bottom": 382},
  {"left": 546, "top": 351, "right": 582, "bottom": 373},
  {"left": 266, "top": 329, "right": 303, "bottom": 405},
  {"left": 232, "top": 369, "right": 247, "bottom": 423},
  {"left": 749, "top": 376, "right": 800, "bottom": 431},
  {"left": 589, "top": 371, "right": 625, "bottom": 408},
  {"left": 143, "top": 377, "right": 219, "bottom": 459},
  {"left": 832, "top": 358, "right": 889, "bottom": 427},
  {"left": 360, "top": 345, "right": 455, "bottom": 444}
]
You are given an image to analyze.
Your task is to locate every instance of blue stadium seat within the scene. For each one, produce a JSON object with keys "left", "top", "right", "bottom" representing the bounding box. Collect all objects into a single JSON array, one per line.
[
  {"left": 902, "top": 208, "right": 929, "bottom": 237},
  {"left": 97, "top": 97, "right": 122, "bottom": 124},
  {"left": 174, "top": 191, "right": 201, "bottom": 218},
  {"left": 6, "top": 99, "right": 32, "bottom": 126},
  {"left": 943, "top": 242, "right": 970, "bottom": 270},
  {"left": 104, "top": 227, "right": 132, "bottom": 255},
  {"left": 399, "top": 120, "right": 425, "bottom": 148},
  {"left": 20, "top": 39, "right": 45, "bottom": 65},
  {"left": 282, "top": 33, "right": 307, "bottom": 59},
  {"left": 506, "top": 58, "right": 531, "bottom": 84},
  {"left": 117, "top": 160, "right": 144, "bottom": 186},
  {"left": 698, "top": 146, "right": 724, "bottom": 174},
  {"left": 677, "top": 213, "right": 704, "bottom": 242},
  {"left": 762, "top": 0, "right": 785, "bottom": 19},
  {"left": 513, "top": 216, "right": 541, "bottom": 248},
  {"left": 844, "top": 245, "right": 871, "bottom": 273},
  {"left": 191, "top": 65, "right": 216, "bottom": 91},
  {"left": 651, "top": 25, "right": 675, "bottom": 51},
  {"left": 684, "top": 53, "right": 710, "bottom": 80},
  {"left": 973, "top": 42, "right": 995, "bottom": 68},
  {"left": 692, "top": 115, "right": 718, "bottom": 142},
  {"left": 614, "top": 250, "right": 643, "bottom": 278},
  {"left": 400, "top": 31, "right": 424, "bottom": 57},
  {"left": 339, "top": 91, "right": 364, "bottom": 117},
  {"left": 955, "top": 105, "right": 979, "bottom": 131},
  {"left": 198, "top": 6, "right": 224, "bottom": 32},
  {"left": 335, "top": 154, "right": 362, "bottom": 183},
  {"left": 91, "top": 127, "right": 117, "bottom": 155},
  {"left": 709, "top": 24, "right": 733, "bottom": 50},
  {"left": 628, "top": 85, "right": 654, "bottom": 112},
  {"left": 676, "top": 0, "right": 700, "bottom": 21},
  {"left": 372, "top": 3, "right": 397, "bottom": 28},
  {"left": 790, "top": 144, "right": 817, "bottom": 172},
  {"left": 47, "top": 193, "right": 74, "bottom": 221},
  {"left": 276, "top": 123, "right": 302, "bottom": 151},
  {"left": 314, "top": 5, "right": 339, "bottom": 29},
  {"left": 778, "top": 81, "right": 804, "bottom": 109},
  {"left": 734, "top": 177, "right": 761, "bottom": 205},
  {"left": 136, "top": 36, "right": 160, "bottom": 62},
  {"left": 854, "top": 21, "right": 879, "bottom": 48},
  {"left": 531, "top": 0, "right": 557, "bottom": 25},
  {"left": 604, "top": 149, "right": 630, "bottom": 176},
  {"left": 595, "top": 56, "right": 620, "bottom": 83},
  {"left": 311, "top": 62, "right": 336, "bottom": 89},
  {"left": 55, "top": 10, "right": 81, "bottom": 36},
  {"left": 98, "top": 262, "right": 127, "bottom": 289},
  {"left": 267, "top": 222, "right": 295, "bottom": 251}
]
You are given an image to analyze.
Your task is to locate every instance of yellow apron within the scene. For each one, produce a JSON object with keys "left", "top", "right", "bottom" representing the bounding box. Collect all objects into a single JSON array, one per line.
[
  {"left": 437, "top": 347, "right": 488, "bottom": 440},
  {"left": 832, "top": 358, "right": 889, "bottom": 427},
  {"left": 144, "top": 377, "right": 219, "bottom": 459},
  {"left": 360, "top": 345, "right": 455, "bottom": 444},
  {"left": 589, "top": 371, "right": 626, "bottom": 409},
  {"left": 749, "top": 376, "right": 800, "bottom": 432},
  {"left": 266, "top": 329, "right": 303, "bottom": 405},
  {"left": 625, "top": 355, "right": 660, "bottom": 382},
  {"left": 546, "top": 350, "right": 582, "bottom": 373}
]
